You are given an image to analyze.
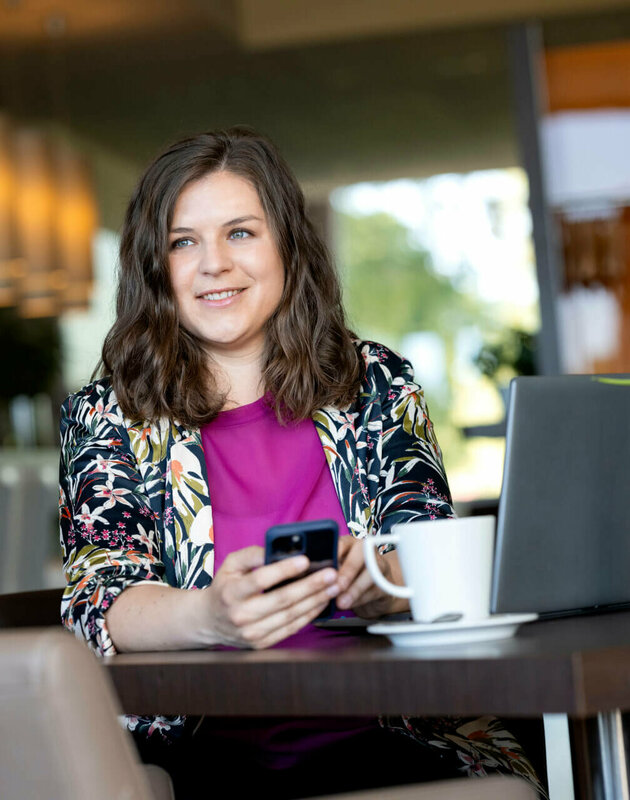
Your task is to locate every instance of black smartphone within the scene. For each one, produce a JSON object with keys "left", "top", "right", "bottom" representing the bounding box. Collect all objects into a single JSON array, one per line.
[{"left": 264, "top": 519, "right": 339, "bottom": 620}]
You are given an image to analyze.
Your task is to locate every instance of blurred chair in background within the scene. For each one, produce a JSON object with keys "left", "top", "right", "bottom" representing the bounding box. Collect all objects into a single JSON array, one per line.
[{"left": 0, "top": 453, "right": 60, "bottom": 594}]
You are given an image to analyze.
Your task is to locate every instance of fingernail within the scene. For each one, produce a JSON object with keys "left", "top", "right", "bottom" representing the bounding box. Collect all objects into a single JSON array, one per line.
[
  {"left": 321, "top": 569, "right": 337, "bottom": 584},
  {"left": 338, "top": 593, "right": 350, "bottom": 607},
  {"left": 326, "top": 584, "right": 340, "bottom": 597},
  {"left": 294, "top": 556, "right": 309, "bottom": 571}
]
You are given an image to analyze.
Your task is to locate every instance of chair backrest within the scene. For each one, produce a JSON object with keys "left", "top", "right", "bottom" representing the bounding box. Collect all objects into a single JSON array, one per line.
[{"left": 0, "top": 628, "right": 156, "bottom": 800}]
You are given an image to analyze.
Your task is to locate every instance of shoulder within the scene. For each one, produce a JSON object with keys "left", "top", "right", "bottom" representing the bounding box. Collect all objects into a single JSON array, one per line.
[
  {"left": 61, "top": 379, "right": 192, "bottom": 450},
  {"left": 353, "top": 339, "right": 415, "bottom": 391},
  {"left": 60, "top": 377, "right": 125, "bottom": 431},
  {"left": 62, "top": 376, "right": 119, "bottom": 414}
]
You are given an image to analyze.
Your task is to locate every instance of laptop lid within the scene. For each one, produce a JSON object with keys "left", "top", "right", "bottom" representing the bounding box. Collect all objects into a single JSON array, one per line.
[{"left": 491, "top": 374, "right": 630, "bottom": 616}]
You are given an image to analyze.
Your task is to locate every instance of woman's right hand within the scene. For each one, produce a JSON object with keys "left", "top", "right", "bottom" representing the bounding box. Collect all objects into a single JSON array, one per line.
[{"left": 195, "top": 546, "right": 340, "bottom": 649}]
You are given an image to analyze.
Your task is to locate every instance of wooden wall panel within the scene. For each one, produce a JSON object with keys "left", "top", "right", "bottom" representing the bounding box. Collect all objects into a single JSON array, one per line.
[{"left": 545, "top": 41, "right": 630, "bottom": 111}]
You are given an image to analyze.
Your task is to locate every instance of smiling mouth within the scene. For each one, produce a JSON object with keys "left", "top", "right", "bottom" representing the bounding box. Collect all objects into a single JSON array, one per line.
[{"left": 198, "top": 288, "right": 245, "bottom": 301}]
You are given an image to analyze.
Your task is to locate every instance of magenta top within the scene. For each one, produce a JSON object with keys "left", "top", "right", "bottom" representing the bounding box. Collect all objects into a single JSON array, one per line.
[
  {"left": 200, "top": 396, "right": 373, "bottom": 767},
  {"left": 201, "top": 395, "right": 351, "bottom": 571}
]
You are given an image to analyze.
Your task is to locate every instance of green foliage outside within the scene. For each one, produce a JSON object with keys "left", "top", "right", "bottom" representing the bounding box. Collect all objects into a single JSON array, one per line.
[
  {"left": 473, "top": 328, "right": 536, "bottom": 386},
  {"left": 337, "top": 211, "right": 483, "bottom": 341},
  {"left": 335, "top": 210, "right": 488, "bottom": 469}
]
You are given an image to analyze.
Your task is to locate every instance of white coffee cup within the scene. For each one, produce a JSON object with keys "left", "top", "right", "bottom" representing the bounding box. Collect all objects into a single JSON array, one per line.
[{"left": 363, "top": 515, "right": 495, "bottom": 623}]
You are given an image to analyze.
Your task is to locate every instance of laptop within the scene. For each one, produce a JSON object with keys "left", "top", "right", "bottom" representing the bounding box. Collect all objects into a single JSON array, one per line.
[{"left": 491, "top": 374, "right": 630, "bottom": 618}]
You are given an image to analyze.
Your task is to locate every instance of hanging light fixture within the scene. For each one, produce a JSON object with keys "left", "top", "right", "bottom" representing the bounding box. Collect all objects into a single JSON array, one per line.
[
  {"left": 13, "top": 127, "right": 60, "bottom": 318},
  {"left": 54, "top": 141, "right": 97, "bottom": 311},
  {"left": 0, "top": 113, "right": 97, "bottom": 318},
  {"left": 0, "top": 114, "right": 23, "bottom": 308}
]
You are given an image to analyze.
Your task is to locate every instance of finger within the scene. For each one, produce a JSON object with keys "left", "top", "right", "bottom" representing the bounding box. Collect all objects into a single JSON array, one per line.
[
  {"left": 240, "top": 581, "right": 338, "bottom": 648},
  {"left": 252, "top": 603, "right": 327, "bottom": 649},
  {"left": 255, "top": 602, "right": 329, "bottom": 649},
  {"left": 337, "top": 566, "right": 376, "bottom": 609},
  {"left": 225, "top": 554, "right": 311, "bottom": 604},
  {"left": 337, "top": 535, "right": 355, "bottom": 560},
  {"left": 232, "top": 563, "right": 338, "bottom": 625},
  {"left": 338, "top": 548, "right": 402, "bottom": 605},
  {"left": 349, "top": 582, "right": 384, "bottom": 613},
  {"left": 336, "top": 539, "right": 365, "bottom": 593},
  {"left": 221, "top": 546, "right": 266, "bottom": 575}
]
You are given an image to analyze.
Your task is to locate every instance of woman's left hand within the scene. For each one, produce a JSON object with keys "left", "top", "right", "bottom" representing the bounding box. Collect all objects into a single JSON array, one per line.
[{"left": 335, "top": 536, "right": 409, "bottom": 618}]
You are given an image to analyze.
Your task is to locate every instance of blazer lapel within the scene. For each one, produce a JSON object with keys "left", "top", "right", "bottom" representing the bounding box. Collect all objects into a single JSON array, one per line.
[
  {"left": 313, "top": 405, "right": 372, "bottom": 538},
  {"left": 130, "top": 417, "right": 215, "bottom": 588}
]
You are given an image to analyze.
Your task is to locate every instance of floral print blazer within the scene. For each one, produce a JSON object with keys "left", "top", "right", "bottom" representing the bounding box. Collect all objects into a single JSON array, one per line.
[
  {"left": 58, "top": 340, "right": 544, "bottom": 794},
  {"left": 59, "top": 340, "right": 453, "bottom": 656}
]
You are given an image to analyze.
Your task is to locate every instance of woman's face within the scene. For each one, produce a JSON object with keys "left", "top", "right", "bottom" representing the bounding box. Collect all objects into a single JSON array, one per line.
[{"left": 168, "top": 170, "right": 285, "bottom": 363}]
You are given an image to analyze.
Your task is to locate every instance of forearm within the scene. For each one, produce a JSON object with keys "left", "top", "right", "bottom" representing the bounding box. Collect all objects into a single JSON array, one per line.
[
  {"left": 104, "top": 583, "right": 216, "bottom": 653},
  {"left": 105, "top": 549, "right": 340, "bottom": 652}
]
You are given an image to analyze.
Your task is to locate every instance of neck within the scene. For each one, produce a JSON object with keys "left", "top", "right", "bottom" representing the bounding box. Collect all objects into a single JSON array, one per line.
[{"left": 207, "top": 348, "right": 265, "bottom": 410}]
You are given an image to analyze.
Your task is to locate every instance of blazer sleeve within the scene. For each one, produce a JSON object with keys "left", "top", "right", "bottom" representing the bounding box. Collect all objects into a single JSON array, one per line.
[
  {"left": 372, "top": 352, "right": 456, "bottom": 534},
  {"left": 59, "top": 385, "right": 166, "bottom": 656}
]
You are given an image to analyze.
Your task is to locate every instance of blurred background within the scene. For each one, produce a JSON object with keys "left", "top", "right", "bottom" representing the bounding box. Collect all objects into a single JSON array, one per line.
[{"left": 1, "top": 0, "right": 630, "bottom": 591}]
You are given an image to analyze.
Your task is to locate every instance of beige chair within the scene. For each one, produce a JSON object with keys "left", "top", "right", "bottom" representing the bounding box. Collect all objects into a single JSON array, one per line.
[
  {"left": 311, "top": 775, "right": 539, "bottom": 799},
  {"left": 0, "top": 627, "right": 174, "bottom": 800}
]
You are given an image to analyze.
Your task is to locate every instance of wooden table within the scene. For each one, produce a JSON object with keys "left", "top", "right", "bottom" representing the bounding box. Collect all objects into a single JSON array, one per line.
[{"left": 104, "top": 610, "right": 630, "bottom": 800}]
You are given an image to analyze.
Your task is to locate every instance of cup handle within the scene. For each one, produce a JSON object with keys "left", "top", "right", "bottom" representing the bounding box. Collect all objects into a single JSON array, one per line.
[{"left": 363, "top": 534, "right": 413, "bottom": 599}]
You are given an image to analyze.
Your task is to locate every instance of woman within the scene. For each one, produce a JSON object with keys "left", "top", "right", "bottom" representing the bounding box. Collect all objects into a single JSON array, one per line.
[{"left": 59, "top": 127, "right": 544, "bottom": 798}]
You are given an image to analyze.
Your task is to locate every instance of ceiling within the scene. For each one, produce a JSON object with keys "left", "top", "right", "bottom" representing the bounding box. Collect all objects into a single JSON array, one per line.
[
  {"left": 1, "top": 0, "right": 630, "bottom": 226},
  {"left": 1, "top": 0, "right": 627, "bottom": 48}
]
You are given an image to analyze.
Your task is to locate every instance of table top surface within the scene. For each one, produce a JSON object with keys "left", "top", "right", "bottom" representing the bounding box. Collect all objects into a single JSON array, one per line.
[{"left": 103, "top": 609, "right": 630, "bottom": 719}]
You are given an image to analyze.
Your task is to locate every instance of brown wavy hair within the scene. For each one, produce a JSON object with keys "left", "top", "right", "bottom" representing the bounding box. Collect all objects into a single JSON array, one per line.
[{"left": 99, "top": 127, "right": 363, "bottom": 426}]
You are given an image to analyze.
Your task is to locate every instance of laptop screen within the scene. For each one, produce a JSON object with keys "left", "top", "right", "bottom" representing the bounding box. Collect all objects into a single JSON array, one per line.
[{"left": 491, "top": 375, "right": 630, "bottom": 617}]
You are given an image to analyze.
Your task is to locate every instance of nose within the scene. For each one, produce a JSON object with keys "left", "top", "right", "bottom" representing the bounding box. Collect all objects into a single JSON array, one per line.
[{"left": 199, "top": 239, "right": 232, "bottom": 276}]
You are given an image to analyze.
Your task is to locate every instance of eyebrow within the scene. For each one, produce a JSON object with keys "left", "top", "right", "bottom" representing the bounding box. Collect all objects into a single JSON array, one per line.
[
  {"left": 222, "top": 215, "right": 263, "bottom": 227},
  {"left": 169, "top": 215, "right": 263, "bottom": 234}
]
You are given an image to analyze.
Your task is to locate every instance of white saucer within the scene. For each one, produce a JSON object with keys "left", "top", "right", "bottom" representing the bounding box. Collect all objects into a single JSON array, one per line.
[{"left": 367, "top": 613, "right": 538, "bottom": 647}]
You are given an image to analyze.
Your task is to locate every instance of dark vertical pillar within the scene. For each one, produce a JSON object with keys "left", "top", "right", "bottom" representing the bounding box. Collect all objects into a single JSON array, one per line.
[{"left": 508, "top": 23, "right": 562, "bottom": 376}]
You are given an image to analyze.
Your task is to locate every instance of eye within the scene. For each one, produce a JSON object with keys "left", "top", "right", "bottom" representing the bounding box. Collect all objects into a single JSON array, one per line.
[
  {"left": 229, "top": 228, "right": 252, "bottom": 241},
  {"left": 170, "top": 237, "right": 194, "bottom": 250}
]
